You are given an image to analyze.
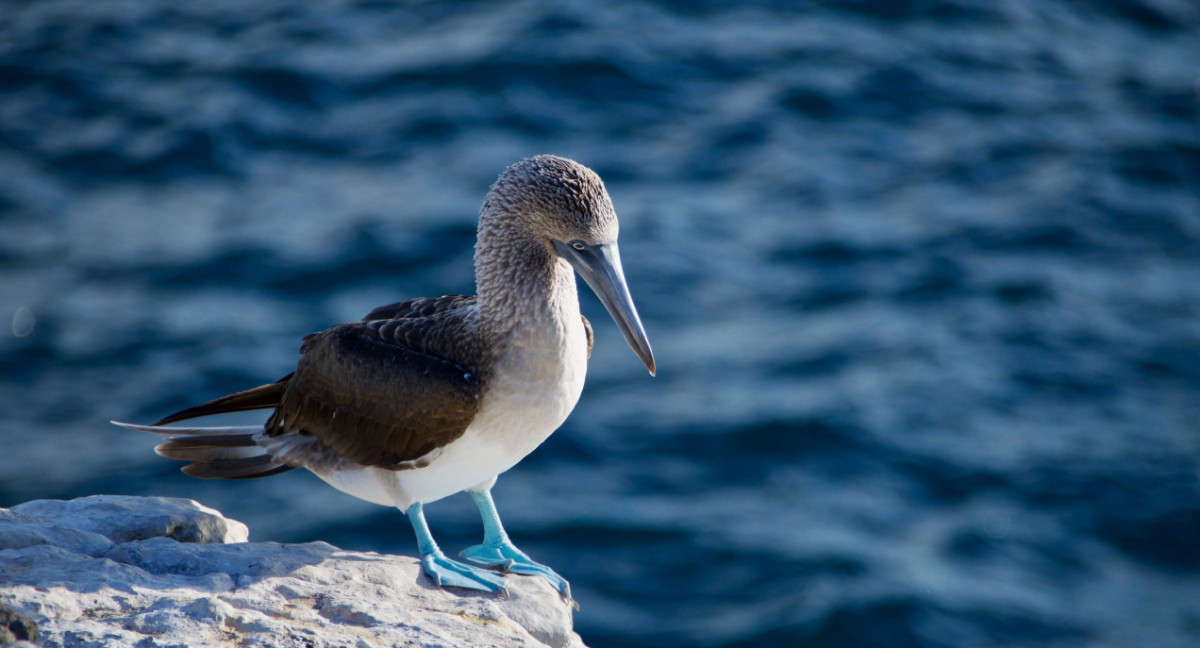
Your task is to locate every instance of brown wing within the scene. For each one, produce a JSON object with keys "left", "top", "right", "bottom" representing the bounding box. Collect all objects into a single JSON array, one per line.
[{"left": 267, "top": 310, "right": 485, "bottom": 470}]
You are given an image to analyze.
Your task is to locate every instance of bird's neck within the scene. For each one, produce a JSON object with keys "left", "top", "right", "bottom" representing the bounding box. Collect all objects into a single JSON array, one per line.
[{"left": 474, "top": 217, "right": 580, "bottom": 348}]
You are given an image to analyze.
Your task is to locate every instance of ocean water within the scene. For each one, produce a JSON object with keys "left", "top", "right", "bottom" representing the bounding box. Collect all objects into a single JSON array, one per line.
[{"left": 3, "top": 1, "right": 1200, "bottom": 646}]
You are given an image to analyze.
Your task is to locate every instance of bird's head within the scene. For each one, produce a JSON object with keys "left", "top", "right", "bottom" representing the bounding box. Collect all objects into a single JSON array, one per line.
[{"left": 485, "top": 155, "right": 655, "bottom": 376}]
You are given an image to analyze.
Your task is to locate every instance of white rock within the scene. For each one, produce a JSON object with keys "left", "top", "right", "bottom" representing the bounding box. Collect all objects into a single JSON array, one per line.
[
  {"left": 11, "top": 495, "right": 250, "bottom": 545},
  {"left": 0, "top": 495, "right": 587, "bottom": 648}
]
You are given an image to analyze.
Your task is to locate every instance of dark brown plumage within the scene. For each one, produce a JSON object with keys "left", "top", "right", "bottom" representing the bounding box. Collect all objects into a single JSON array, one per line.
[{"left": 272, "top": 320, "right": 481, "bottom": 470}]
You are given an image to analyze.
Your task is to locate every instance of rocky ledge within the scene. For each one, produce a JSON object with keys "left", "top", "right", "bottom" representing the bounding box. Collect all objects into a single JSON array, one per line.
[{"left": 0, "top": 495, "right": 585, "bottom": 648}]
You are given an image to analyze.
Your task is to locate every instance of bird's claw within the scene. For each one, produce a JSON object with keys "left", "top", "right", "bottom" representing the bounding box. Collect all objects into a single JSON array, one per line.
[
  {"left": 421, "top": 551, "right": 508, "bottom": 595},
  {"left": 461, "top": 542, "right": 572, "bottom": 602}
]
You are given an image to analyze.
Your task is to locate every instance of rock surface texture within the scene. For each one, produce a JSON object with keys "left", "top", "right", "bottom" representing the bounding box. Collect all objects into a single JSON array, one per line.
[{"left": 0, "top": 496, "right": 585, "bottom": 648}]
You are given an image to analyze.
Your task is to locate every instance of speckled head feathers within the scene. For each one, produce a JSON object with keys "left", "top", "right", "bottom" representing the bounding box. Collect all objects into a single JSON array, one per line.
[{"left": 482, "top": 155, "right": 618, "bottom": 245}]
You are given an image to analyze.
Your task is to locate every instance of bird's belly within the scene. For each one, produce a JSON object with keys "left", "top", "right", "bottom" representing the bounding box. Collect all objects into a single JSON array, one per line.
[
  {"left": 310, "top": 431, "right": 514, "bottom": 509},
  {"left": 312, "top": 426, "right": 557, "bottom": 511},
  {"left": 312, "top": 371, "right": 585, "bottom": 511},
  {"left": 313, "top": 468, "right": 395, "bottom": 507},
  {"left": 393, "top": 428, "right": 528, "bottom": 504}
]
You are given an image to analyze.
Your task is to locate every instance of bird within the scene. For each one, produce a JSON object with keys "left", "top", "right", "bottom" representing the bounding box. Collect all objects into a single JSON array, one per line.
[{"left": 112, "top": 155, "right": 655, "bottom": 600}]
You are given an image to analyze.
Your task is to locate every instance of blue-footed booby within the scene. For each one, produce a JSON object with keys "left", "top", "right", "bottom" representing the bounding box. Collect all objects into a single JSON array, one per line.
[{"left": 113, "top": 155, "right": 655, "bottom": 599}]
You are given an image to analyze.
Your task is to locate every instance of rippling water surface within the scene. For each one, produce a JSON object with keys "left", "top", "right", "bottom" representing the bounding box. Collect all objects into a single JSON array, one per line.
[{"left": 3, "top": 1, "right": 1200, "bottom": 646}]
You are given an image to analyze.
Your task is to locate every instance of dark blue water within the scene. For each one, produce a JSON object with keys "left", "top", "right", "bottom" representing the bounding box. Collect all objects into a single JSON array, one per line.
[{"left": 3, "top": 1, "right": 1200, "bottom": 646}]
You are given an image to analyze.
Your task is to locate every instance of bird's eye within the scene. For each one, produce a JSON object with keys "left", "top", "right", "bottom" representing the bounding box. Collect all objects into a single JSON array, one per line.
[{"left": 571, "top": 240, "right": 587, "bottom": 250}]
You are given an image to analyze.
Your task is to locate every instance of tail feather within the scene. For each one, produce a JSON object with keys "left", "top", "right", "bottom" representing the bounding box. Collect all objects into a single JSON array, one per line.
[
  {"left": 112, "top": 420, "right": 294, "bottom": 480},
  {"left": 111, "top": 421, "right": 263, "bottom": 436},
  {"left": 181, "top": 454, "right": 293, "bottom": 480},
  {"left": 156, "top": 434, "right": 258, "bottom": 449},
  {"left": 154, "top": 378, "right": 290, "bottom": 426},
  {"left": 155, "top": 439, "right": 265, "bottom": 461}
]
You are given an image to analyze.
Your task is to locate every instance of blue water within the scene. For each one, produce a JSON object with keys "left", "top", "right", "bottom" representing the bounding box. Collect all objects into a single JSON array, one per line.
[{"left": 3, "top": 1, "right": 1200, "bottom": 646}]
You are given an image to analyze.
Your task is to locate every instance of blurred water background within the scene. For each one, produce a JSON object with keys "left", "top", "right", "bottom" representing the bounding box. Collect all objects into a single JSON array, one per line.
[{"left": 3, "top": 1, "right": 1200, "bottom": 646}]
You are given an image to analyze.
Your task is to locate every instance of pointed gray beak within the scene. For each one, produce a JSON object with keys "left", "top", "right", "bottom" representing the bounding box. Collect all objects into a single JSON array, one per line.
[{"left": 553, "top": 239, "right": 656, "bottom": 376}]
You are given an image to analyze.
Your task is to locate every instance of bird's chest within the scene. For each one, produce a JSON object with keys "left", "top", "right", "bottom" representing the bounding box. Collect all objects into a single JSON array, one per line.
[{"left": 473, "top": 314, "right": 589, "bottom": 454}]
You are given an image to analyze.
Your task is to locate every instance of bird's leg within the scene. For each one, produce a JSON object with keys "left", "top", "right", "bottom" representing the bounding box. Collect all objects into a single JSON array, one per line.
[
  {"left": 405, "top": 501, "right": 507, "bottom": 594},
  {"left": 460, "top": 487, "right": 572, "bottom": 600}
]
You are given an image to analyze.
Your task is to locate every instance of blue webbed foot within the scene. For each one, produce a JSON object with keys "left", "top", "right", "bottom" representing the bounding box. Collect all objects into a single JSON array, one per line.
[
  {"left": 421, "top": 549, "right": 509, "bottom": 594},
  {"left": 466, "top": 487, "right": 574, "bottom": 604},
  {"left": 461, "top": 541, "right": 571, "bottom": 600},
  {"left": 406, "top": 501, "right": 507, "bottom": 595}
]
